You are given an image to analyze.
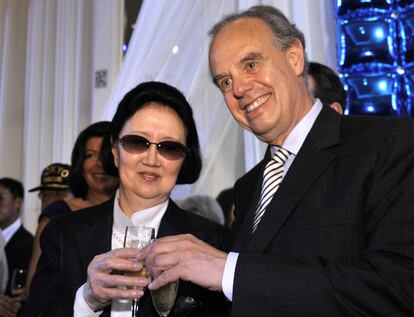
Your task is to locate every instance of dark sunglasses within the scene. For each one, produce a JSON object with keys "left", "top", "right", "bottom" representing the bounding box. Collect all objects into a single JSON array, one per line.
[{"left": 119, "top": 135, "right": 188, "bottom": 160}]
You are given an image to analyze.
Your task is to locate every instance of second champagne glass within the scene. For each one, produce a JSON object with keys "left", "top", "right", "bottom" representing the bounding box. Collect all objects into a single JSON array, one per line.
[
  {"left": 123, "top": 225, "right": 155, "bottom": 317},
  {"left": 150, "top": 279, "right": 179, "bottom": 317}
]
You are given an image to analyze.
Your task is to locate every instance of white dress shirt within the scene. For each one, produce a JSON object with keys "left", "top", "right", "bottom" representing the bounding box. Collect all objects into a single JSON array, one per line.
[
  {"left": 222, "top": 99, "right": 323, "bottom": 301},
  {"left": 0, "top": 228, "right": 8, "bottom": 294},
  {"left": 74, "top": 190, "right": 168, "bottom": 316},
  {"left": 2, "top": 218, "right": 21, "bottom": 243}
]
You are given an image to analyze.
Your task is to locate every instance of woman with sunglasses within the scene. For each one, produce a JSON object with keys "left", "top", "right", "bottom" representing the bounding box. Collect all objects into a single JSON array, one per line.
[{"left": 23, "top": 81, "right": 230, "bottom": 316}]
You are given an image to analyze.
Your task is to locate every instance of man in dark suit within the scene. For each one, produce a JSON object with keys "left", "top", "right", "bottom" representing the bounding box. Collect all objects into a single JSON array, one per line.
[
  {"left": 0, "top": 178, "right": 33, "bottom": 316},
  {"left": 143, "top": 5, "right": 414, "bottom": 316}
]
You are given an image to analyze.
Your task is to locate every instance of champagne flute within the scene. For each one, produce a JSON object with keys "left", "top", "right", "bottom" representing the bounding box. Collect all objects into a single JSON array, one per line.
[
  {"left": 150, "top": 279, "right": 179, "bottom": 317},
  {"left": 123, "top": 225, "right": 155, "bottom": 317}
]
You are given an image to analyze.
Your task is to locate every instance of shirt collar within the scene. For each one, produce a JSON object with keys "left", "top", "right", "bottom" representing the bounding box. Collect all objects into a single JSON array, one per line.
[
  {"left": 112, "top": 190, "right": 169, "bottom": 238},
  {"left": 276, "top": 99, "right": 322, "bottom": 155},
  {"left": 2, "top": 218, "right": 21, "bottom": 243}
]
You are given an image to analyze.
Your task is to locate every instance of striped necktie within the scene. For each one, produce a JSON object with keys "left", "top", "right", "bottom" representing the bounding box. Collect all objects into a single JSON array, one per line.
[{"left": 252, "top": 148, "right": 290, "bottom": 233}]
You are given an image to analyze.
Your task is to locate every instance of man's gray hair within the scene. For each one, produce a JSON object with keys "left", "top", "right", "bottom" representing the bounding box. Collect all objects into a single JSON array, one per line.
[{"left": 209, "top": 5, "right": 306, "bottom": 52}]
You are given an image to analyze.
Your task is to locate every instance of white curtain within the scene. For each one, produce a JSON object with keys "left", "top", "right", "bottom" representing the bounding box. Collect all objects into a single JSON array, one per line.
[
  {"left": 0, "top": 0, "right": 28, "bottom": 185},
  {"left": 0, "top": 0, "right": 336, "bottom": 232},
  {"left": 0, "top": 0, "right": 123, "bottom": 232},
  {"left": 104, "top": 0, "right": 337, "bottom": 200}
]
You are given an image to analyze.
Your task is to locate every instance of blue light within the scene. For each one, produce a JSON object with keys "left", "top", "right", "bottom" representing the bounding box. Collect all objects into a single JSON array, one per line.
[
  {"left": 122, "top": 44, "right": 128, "bottom": 52},
  {"left": 377, "top": 80, "right": 387, "bottom": 91},
  {"left": 374, "top": 27, "right": 385, "bottom": 40},
  {"left": 391, "top": 93, "right": 397, "bottom": 110},
  {"left": 336, "top": 1, "right": 411, "bottom": 117}
]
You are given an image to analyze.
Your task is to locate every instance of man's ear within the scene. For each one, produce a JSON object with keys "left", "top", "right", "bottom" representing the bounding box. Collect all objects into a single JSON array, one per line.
[
  {"left": 286, "top": 38, "right": 305, "bottom": 76},
  {"left": 14, "top": 197, "right": 23, "bottom": 212},
  {"left": 329, "top": 102, "right": 344, "bottom": 115}
]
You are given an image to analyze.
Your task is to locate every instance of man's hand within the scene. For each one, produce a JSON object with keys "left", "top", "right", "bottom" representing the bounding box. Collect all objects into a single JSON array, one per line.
[
  {"left": 83, "top": 248, "right": 149, "bottom": 312},
  {"left": 139, "top": 234, "right": 228, "bottom": 292},
  {"left": 0, "top": 295, "right": 21, "bottom": 317}
]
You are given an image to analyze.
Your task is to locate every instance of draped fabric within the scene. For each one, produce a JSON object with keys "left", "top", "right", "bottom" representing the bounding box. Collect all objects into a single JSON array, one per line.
[
  {"left": 0, "top": 0, "right": 336, "bottom": 232},
  {"left": 0, "top": 0, "right": 123, "bottom": 232}
]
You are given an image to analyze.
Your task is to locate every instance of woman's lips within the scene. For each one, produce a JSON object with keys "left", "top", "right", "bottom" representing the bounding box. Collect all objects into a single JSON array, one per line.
[{"left": 140, "top": 172, "right": 159, "bottom": 181}]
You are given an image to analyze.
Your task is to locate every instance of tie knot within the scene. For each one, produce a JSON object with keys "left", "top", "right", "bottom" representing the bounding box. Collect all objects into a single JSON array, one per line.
[{"left": 271, "top": 148, "right": 290, "bottom": 164}]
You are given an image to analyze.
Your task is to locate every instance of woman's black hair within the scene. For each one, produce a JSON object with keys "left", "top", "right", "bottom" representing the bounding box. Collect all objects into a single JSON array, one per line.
[
  {"left": 100, "top": 81, "right": 202, "bottom": 184},
  {"left": 70, "top": 121, "right": 111, "bottom": 198}
]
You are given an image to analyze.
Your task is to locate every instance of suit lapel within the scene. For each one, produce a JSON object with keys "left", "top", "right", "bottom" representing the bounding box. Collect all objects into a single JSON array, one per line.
[
  {"left": 232, "top": 154, "right": 269, "bottom": 252},
  {"left": 247, "top": 107, "right": 341, "bottom": 253},
  {"left": 75, "top": 200, "right": 114, "bottom": 272},
  {"left": 157, "top": 200, "right": 185, "bottom": 237}
]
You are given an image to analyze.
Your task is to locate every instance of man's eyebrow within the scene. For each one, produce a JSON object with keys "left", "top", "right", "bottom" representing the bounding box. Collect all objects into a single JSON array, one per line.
[
  {"left": 212, "top": 74, "right": 226, "bottom": 85},
  {"left": 239, "top": 52, "right": 263, "bottom": 65}
]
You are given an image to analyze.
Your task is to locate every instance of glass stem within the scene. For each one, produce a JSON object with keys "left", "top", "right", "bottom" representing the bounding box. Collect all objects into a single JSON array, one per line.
[{"left": 132, "top": 299, "right": 137, "bottom": 317}]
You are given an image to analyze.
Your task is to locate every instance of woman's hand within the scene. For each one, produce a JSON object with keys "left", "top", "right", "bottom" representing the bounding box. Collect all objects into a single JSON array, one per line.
[{"left": 83, "top": 247, "right": 149, "bottom": 312}]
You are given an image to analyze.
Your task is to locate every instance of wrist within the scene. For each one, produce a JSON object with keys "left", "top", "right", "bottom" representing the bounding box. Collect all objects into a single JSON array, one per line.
[{"left": 83, "top": 280, "right": 108, "bottom": 312}]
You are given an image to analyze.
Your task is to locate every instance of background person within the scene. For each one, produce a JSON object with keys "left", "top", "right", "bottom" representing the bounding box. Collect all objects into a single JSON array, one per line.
[
  {"left": 25, "top": 122, "right": 119, "bottom": 293},
  {"left": 307, "top": 61, "right": 347, "bottom": 114},
  {"left": 22, "top": 81, "right": 230, "bottom": 316},
  {"left": 142, "top": 6, "right": 414, "bottom": 316},
  {"left": 0, "top": 178, "right": 33, "bottom": 317},
  {"left": 28, "top": 163, "right": 71, "bottom": 211},
  {"left": 215, "top": 187, "right": 235, "bottom": 229},
  {"left": 176, "top": 194, "right": 225, "bottom": 225},
  {"left": 29, "top": 163, "right": 70, "bottom": 211}
]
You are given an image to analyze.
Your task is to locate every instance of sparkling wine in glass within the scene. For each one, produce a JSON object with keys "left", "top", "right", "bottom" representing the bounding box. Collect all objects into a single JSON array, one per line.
[
  {"left": 150, "top": 279, "right": 179, "bottom": 317},
  {"left": 123, "top": 225, "right": 155, "bottom": 317}
]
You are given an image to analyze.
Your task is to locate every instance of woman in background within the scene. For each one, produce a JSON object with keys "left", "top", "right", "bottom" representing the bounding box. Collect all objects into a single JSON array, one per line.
[{"left": 26, "top": 121, "right": 119, "bottom": 292}]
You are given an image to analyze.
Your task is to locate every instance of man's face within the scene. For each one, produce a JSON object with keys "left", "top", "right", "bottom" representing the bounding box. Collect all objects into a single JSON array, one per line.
[
  {"left": 209, "top": 18, "right": 312, "bottom": 145},
  {"left": 0, "top": 185, "right": 21, "bottom": 229}
]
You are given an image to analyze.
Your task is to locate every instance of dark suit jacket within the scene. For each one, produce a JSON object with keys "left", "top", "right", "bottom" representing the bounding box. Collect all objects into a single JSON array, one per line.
[
  {"left": 5, "top": 225, "right": 33, "bottom": 295},
  {"left": 231, "top": 107, "right": 414, "bottom": 316},
  {"left": 22, "top": 198, "right": 230, "bottom": 316}
]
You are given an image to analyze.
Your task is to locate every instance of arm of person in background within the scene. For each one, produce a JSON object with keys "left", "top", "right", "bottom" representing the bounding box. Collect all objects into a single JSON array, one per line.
[
  {"left": 0, "top": 295, "right": 21, "bottom": 317},
  {"left": 25, "top": 217, "right": 49, "bottom": 294}
]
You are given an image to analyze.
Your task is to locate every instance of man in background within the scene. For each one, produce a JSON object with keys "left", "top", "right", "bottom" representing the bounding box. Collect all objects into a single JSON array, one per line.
[
  {"left": 307, "top": 61, "right": 346, "bottom": 114},
  {"left": 0, "top": 178, "right": 33, "bottom": 316},
  {"left": 29, "top": 163, "right": 71, "bottom": 211}
]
